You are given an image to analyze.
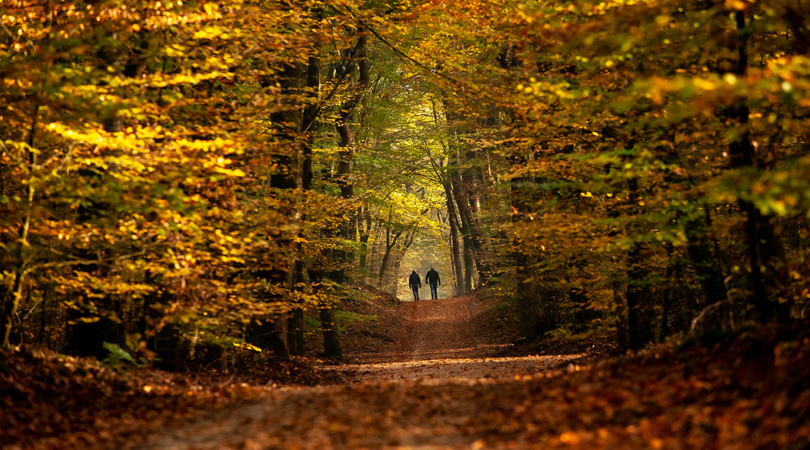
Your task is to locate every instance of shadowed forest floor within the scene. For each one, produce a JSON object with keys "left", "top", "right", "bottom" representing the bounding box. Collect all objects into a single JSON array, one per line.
[
  {"left": 3, "top": 294, "right": 810, "bottom": 450},
  {"left": 127, "top": 296, "right": 808, "bottom": 450},
  {"left": 326, "top": 296, "right": 583, "bottom": 382}
]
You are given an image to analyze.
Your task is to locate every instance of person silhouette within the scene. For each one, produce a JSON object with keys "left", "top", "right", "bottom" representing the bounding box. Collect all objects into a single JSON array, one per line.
[
  {"left": 408, "top": 269, "right": 421, "bottom": 301},
  {"left": 425, "top": 266, "right": 441, "bottom": 300}
]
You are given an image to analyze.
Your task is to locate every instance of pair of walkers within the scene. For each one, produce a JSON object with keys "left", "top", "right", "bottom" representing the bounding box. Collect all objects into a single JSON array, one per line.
[{"left": 408, "top": 267, "right": 441, "bottom": 301}]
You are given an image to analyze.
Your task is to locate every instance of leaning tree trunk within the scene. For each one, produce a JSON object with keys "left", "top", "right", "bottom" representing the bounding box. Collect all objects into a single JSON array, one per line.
[
  {"left": 378, "top": 223, "right": 402, "bottom": 290},
  {"left": 443, "top": 182, "right": 466, "bottom": 296}
]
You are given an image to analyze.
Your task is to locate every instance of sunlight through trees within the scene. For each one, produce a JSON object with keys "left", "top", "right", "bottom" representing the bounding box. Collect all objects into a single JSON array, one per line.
[{"left": 2, "top": 0, "right": 810, "bottom": 362}]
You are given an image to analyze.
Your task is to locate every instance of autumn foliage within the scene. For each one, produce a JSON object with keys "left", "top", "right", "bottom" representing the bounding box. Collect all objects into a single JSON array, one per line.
[{"left": 2, "top": 0, "right": 810, "bottom": 433}]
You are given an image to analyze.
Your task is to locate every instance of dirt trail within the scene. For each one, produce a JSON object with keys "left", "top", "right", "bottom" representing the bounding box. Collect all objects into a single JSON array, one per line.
[
  {"left": 391, "top": 296, "right": 480, "bottom": 360},
  {"left": 127, "top": 297, "right": 810, "bottom": 450},
  {"left": 132, "top": 296, "right": 581, "bottom": 449},
  {"left": 328, "top": 296, "right": 580, "bottom": 382}
]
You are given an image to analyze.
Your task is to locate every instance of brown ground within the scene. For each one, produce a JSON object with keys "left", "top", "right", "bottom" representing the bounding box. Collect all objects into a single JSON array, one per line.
[
  {"left": 8, "top": 291, "right": 809, "bottom": 450},
  {"left": 14, "top": 293, "right": 804, "bottom": 450},
  {"left": 327, "top": 296, "right": 582, "bottom": 382},
  {"left": 129, "top": 295, "right": 587, "bottom": 450}
]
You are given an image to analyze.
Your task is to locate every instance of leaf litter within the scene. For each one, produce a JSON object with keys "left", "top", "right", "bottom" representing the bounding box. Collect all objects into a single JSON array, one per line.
[{"left": 3, "top": 294, "right": 810, "bottom": 450}]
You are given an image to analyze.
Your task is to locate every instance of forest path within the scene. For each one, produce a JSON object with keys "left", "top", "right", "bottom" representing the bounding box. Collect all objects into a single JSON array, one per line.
[
  {"left": 327, "top": 296, "right": 579, "bottom": 382},
  {"left": 127, "top": 297, "right": 807, "bottom": 450},
  {"left": 131, "top": 295, "right": 584, "bottom": 449}
]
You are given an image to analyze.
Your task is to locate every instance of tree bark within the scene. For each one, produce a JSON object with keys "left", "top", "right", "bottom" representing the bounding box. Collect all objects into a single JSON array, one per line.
[
  {"left": 450, "top": 173, "right": 490, "bottom": 286},
  {"left": 612, "top": 272, "right": 629, "bottom": 352},
  {"left": 331, "top": 32, "right": 370, "bottom": 284},
  {"left": 624, "top": 178, "right": 658, "bottom": 349},
  {"left": 310, "top": 269, "right": 342, "bottom": 358},
  {"left": 378, "top": 222, "right": 402, "bottom": 290},
  {"left": 358, "top": 206, "right": 373, "bottom": 276},
  {"left": 728, "top": 11, "right": 785, "bottom": 322},
  {"left": 512, "top": 182, "right": 538, "bottom": 337},
  {"left": 442, "top": 182, "right": 466, "bottom": 296}
]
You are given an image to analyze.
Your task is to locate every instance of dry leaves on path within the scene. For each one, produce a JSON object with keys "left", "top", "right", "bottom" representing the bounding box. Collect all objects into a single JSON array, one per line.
[
  {"left": 329, "top": 296, "right": 581, "bottom": 382},
  {"left": 0, "top": 348, "right": 333, "bottom": 450},
  {"left": 6, "top": 295, "right": 810, "bottom": 450},
  {"left": 132, "top": 296, "right": 810, "bottom": 450}
]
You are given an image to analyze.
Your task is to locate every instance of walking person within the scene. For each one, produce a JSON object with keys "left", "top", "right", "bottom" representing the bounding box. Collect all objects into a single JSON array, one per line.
[
  {"left": 408, "top": 269, "right": 421, "bottom": 301},
  {"left": 425, "top": 266, "right": 441, "bottom": 300}
]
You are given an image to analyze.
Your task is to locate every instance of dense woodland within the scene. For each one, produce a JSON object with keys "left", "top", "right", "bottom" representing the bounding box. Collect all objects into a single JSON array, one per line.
[{"left": 2, "top": 0, "right": 810, "bottom": 367}]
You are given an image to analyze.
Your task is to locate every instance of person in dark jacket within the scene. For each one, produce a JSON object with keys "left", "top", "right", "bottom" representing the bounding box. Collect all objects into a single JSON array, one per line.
[
  {"left": 425, "top": 266, "right": 441, "bottom": 300},
  {"left": 408, "top": 269, "right": 421, "bottom": 301}
]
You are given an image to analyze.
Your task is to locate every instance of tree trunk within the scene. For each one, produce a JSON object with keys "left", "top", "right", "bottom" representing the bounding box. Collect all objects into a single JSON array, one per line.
[
  {"left": 319, "top": 307, "right": 342, "bottom": 358},
  {"left": 468, "top": 172, "right": 493, "bottom": 272},
  {"left": 392, "top": 255, "right": 402, "bottom": 297},
  {"left": 357, "top": 206, "right": 372, "bottom": 276},
  {"left": 510, "top": 157, "right": 539, "bottom": 338},
  {"left": 288, "top": 261, "right": 305, "bottom": 356},
  {"left": 331, "top": 33, "right": 370, "bottom": 285},
  {"left": 613, "top": 273, "right": 629, "bottom": 352},
  {"left": 451, "top": 174, "right": 490, "bottom": 288},
  {"left": 449, "top": 172, "right": 474, "bottom": 292},
  {"left": 462, "top": 236, "right": 474, "bottom": 293},
  {"left": 249, "top": 59, "right": 308, "bottom": 360},
  {"left": 451, "top": 167, "right": 491, "bottom": 287},
  {"left": 308, "top": 268, "right": 342, "bottom": 358},
  {"left": 378, "top": 224, "right": 402, "bottom": 289},
  {"left": 449, "top": 232, "right": 458, "bottom": 297},
  {"left": 685, "top": 219, "right": 729, "bottom": 315},
  {"left": 728, "top": 11, "right": 786, "bottom": 322},
  {"left": 625, "top": 178, "right": 655, "bottom": 350},
  {"left": 443, "top": 182, "right": 466, "bottom": 296}
]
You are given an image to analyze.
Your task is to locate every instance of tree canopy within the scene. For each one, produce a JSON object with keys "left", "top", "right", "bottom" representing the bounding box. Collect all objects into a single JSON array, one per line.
[{"left": 2, "top": 0, "right": 810, "bottom": 360}]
